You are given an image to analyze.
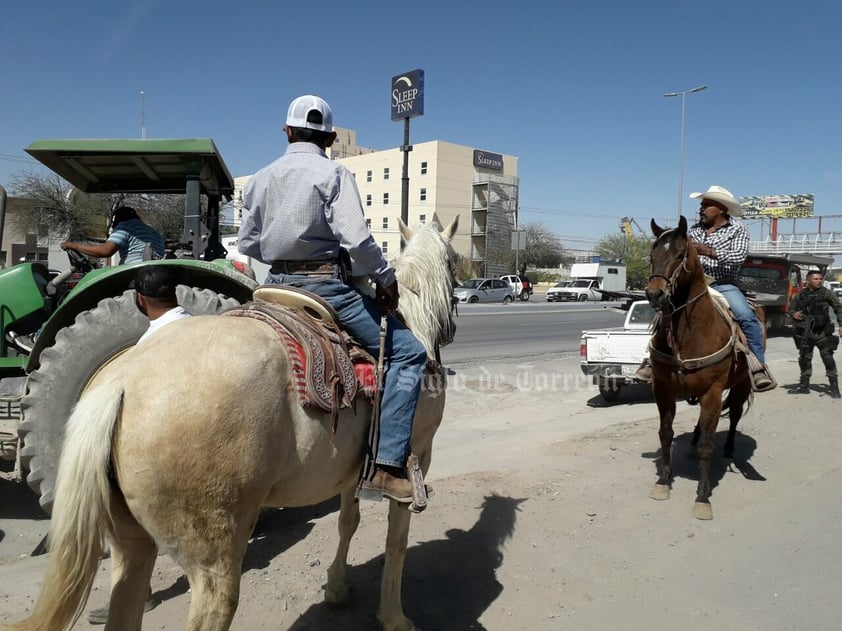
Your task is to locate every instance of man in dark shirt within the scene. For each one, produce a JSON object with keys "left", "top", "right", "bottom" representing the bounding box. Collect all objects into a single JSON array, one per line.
[{"left": 789, "top": 270, "right": 842, "bottom": 397}]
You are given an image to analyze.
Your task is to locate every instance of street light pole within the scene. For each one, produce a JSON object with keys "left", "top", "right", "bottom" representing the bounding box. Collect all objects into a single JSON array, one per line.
[{"left": 663, "top": 85, "right": 707, "bottom": 220}]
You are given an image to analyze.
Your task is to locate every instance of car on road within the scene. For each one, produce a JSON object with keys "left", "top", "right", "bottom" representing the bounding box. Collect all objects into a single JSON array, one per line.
[
  {"left": 545, "top": 280, "right": 573, "bottom": 302},
  {"left": 453, "top": 278, "right": 515, "bottom": 304},
  {"left": 500, "top": 274, "right": 534, "bottom": 301}
]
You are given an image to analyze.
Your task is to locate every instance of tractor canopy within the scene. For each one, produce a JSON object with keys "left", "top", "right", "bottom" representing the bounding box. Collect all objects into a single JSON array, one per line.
[
  {"left": 24, "top": 138, "right": 235, "bottom": 260},
  {"left": 24, "top": 138, "right": 234, "bottom": 197}
]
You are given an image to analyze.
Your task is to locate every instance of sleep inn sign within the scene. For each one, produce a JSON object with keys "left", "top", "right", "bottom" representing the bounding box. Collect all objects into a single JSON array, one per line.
[
  {"left": 473, "top": 150, "right": 503, "bottom": 171},
  {"left": 391, "top": 69, "right": 425, "bottom": 120}
]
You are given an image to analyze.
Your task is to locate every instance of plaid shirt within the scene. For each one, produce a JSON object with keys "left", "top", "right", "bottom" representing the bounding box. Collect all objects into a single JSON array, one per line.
[
  {"left": 238, "top": 142, "right": 395, "bottom": 285},
  {"left": 688, "top": 220, "right": 750, "bottom": 281}
]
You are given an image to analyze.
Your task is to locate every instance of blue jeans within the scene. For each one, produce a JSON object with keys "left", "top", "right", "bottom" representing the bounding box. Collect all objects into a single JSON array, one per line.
[
  {"left": 266, "top": 272, "right": 427, "bottom": 468},
  {"left": 712, "top": 282, "right": 766, "bottom": 365}
]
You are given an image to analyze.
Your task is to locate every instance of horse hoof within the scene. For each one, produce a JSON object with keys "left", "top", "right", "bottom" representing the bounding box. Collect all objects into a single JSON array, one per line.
[
  {"left": 323, "top": 578, "right": 351, "bottom": 606},
  {"left": 693, "top": 502, "right": 714, "bottom": 520},
  {"left": 650, "top": 484, "right": 670, "bottom": 501}
]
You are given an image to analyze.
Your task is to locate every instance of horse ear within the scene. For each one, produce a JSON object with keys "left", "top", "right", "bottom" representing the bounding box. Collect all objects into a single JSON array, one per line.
[
  {"left": 398, "top": 218, "right": 414, "bottom": 243},
  {"left": 650, "top": 218, "right": 664, "bottom": 237},
  {"left": 442, "top": 215, "right": 459, "bottom": 240},
  {"left": 678, "top": 215, "right": 687, "bottom": 234}
]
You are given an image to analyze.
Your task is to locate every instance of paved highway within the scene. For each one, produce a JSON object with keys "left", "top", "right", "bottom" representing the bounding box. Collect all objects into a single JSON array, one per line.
[{"left": 440, "top": 301, "right": 628, "bottom": 365}]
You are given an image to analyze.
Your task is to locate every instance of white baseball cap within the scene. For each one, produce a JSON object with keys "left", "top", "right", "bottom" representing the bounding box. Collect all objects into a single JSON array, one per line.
[{"left": 285, "top": 95, "right": 333, "bottom": 132}]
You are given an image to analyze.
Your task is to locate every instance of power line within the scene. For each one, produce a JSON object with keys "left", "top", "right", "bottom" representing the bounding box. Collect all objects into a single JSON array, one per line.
[{"left": 0, "top": 153, "right": 37, "bottom": 164}]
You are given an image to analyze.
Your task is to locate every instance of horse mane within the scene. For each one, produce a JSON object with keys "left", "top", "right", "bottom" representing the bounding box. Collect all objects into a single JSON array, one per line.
[{"left": 391, "top": 222, "right": 456, "bottom": 357}]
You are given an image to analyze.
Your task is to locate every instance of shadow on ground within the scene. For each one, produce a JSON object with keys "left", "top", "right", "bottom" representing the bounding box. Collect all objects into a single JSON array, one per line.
[
  {"left": 0, "top": 461, "right": 48, "bottom": 521},
  {"left": 289, "top": 494, "right": 526, "bottom": 631},
  {"left": 587, "top": 382, "right": 654, "bottom": 408},
  {"left": 641, "top": 428, "right": 765, "bottom": 494}
]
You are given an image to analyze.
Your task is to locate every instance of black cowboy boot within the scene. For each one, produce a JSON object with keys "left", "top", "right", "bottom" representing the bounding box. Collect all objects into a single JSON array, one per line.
[
  {"left": 829, "top": 377, "right": 841, "bottom": 399},
  {"left": 796, "top": 375, "right": 810, "bottom": 394}
]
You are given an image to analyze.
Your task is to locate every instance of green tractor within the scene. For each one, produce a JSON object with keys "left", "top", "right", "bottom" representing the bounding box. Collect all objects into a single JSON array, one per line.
[{"left": 0, "top": 139, "right": 257, "bottom": 513}]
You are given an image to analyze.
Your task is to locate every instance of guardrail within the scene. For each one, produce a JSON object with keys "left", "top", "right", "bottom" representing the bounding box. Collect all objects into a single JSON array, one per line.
[{"left": 750, "top": 235, "right": 842, "bottom": 255}]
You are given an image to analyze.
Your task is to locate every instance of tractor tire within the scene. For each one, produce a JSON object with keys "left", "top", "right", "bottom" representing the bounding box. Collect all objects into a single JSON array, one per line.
[{"left": 19, "top": 286, "right": 240, "bottom": 514}]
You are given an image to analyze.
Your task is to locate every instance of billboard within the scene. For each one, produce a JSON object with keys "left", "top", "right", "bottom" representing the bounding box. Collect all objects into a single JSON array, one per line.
[
  {"left": 391, "top": 69, "right": 425, "bottom": 121},
  {"left": 739, "top": 194, "right": 815, "bottom": 218}
]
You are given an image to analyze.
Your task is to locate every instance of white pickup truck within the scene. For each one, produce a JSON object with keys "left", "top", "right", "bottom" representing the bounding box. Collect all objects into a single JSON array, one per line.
[{"left": 579, "top": 300, "right": 656, "bottom": 401}]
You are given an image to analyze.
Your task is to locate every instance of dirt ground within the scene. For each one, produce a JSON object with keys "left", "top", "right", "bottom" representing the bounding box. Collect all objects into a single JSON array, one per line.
[{"left": 2, "top": 336, "right": 841, "bottom": 630}]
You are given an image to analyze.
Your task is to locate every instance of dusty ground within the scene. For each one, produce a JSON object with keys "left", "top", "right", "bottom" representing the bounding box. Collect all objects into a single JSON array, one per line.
[{"left": 2, "top": 336, "right": 842, "bottom": 630}]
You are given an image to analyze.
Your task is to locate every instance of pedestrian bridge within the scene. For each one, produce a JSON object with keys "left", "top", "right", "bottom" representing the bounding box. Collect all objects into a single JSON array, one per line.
[{"left": 750, "top": 234, "right": 842, "bottom": 257}]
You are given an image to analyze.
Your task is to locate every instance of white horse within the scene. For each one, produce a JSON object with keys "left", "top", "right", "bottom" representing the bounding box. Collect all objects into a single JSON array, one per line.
[{"left": 11, "top": 217, "right": 459, "bottom": 631}]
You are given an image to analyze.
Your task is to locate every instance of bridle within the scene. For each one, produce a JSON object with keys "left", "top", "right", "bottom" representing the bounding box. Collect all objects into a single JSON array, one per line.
[
  {"left": 647, "top": 233, "right": 737, "bottom": 373},
  {"left": 648, "top": 236, "right": 706, "bottom": 315}
]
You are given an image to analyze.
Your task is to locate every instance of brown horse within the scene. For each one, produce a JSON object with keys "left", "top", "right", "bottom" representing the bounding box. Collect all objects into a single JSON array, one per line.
[
  {"left": 645, "top": 216, "right": 763, "bottom": 520},
  {"left": 8, "top": 218, "right": 459, "bottom": 631}
]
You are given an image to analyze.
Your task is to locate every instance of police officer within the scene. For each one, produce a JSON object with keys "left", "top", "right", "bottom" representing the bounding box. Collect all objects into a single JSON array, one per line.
[{"left": 790, "top": 270, "right": 842, "bottom": 398}]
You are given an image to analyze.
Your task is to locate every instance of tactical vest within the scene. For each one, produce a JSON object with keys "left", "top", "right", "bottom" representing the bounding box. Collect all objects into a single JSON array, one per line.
[{"left": 797, "top": 288, "right": 831, "bottom": 332}]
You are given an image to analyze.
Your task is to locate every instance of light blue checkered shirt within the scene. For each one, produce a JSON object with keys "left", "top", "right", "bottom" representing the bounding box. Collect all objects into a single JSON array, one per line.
[{"left": 238, "top": 142, "right": 395, "bottom": 286}]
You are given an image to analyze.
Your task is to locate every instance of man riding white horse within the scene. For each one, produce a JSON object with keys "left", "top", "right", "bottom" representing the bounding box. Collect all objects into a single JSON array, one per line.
[{"left": 238, "top": 94, "right": 428, "bottom": 503}]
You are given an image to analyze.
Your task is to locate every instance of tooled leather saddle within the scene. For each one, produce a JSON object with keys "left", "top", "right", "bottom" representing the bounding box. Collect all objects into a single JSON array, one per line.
[{"left": 222, "top": 286, "right": 376, "bottom": 431}]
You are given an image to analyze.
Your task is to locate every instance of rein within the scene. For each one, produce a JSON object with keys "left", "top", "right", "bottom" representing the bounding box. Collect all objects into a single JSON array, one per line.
[
  {"left": 648, "top": 243, "right": 738, "bottom": 372},
  {"left": 648, "top": 304, "right": 737, "bottom": 372}
]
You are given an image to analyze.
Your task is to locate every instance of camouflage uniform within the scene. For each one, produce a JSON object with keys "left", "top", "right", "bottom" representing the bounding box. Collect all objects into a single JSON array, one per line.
[{"left": 789, "top": 286, "right": 842, "bottom": 396}]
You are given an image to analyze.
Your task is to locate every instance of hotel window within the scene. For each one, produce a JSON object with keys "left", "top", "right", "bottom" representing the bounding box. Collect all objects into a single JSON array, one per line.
[
  {"left": 382, "top": 217, "right": 389, "bottom": 229},
  {"left": 366, "top": 194, "right": 372, "bottom": 207},
  {"left": 384, "top": 167, "right": 390, "bottom": 180},
  {"left": 366, "top": 170, "right": 372, "bottom": 183},
  {"left": 420, "top": 161, "right": 428, "bottom": 175},
  {"left": 366, "top": 218, "right": 371, "bottom": 228},
  {"left": 383, "top": 192, "right": 390, "bottom": 205},
  {"left": 419, "top": 214, "right": 426, "bottom": 224},
  {"left": 420, "top": 188, "right": 427, "bottom": 202},
  {"left": 382, "top": 241, "right": 389, "bottom": 255}
]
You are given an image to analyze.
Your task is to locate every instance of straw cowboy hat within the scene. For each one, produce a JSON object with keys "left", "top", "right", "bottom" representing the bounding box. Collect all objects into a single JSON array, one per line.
[{"left": 689, "top": 185, "right": 742, "bottom": 217}]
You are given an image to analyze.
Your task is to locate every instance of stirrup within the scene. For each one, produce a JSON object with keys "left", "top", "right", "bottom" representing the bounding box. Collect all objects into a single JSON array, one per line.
[
  {"left": 745, "top": 353, "right": 777, "bottom": 393},
  {"left": 750, "top": 367, "right": 777, "bottom": 393},
  {"left": 406, "top": 454, "right": 429, "bottom": 513}
]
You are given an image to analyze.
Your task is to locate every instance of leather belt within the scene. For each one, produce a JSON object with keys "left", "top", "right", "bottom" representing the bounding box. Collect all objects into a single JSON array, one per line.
[{"left": 270, "top": 259, "right": 339, "bottom": 276}]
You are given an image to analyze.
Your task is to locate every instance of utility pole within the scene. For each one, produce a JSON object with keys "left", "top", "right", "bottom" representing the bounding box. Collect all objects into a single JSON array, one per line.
[
  {"left": 140, "top": 90, "right": 146, "bottom": 139},
  {"left": 663, "top": 85, "right": 707, "bottom": 219}
]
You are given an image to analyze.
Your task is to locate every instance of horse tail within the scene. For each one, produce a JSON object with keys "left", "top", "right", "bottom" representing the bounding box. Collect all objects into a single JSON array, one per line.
[
  {"left": 725, "top": 380, "right": 755, "bottom": 417},
  {"left": 8, "top": 384, "right": 123, "bottom": 631}
]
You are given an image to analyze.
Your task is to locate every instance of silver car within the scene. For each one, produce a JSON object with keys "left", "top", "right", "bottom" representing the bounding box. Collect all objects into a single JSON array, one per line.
[{"left": 453, "top": 278, "right": 515, "bottom": 304}]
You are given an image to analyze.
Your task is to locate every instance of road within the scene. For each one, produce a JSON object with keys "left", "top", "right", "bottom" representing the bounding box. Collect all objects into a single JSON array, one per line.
[
  {"left": 442, "top": 301, "right": 626, "bottom": 363},
  {"left": 2, "top": 309, "right": 840, "bottom": 631}
]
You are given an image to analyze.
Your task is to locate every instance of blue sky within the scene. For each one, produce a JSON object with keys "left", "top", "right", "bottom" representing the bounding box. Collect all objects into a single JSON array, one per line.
[{"left": 2, "top": 0, "right": 840, "bottom": 248}]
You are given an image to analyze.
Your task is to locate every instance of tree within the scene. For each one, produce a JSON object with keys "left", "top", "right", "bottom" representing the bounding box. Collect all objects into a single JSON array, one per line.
[
  {"left": 9, "top": 170, "right": 190, "bottom": 244},
  {"left": 511, "top": 221, "right": 568, "bottom": 274},
  {"left": 9, "top": 172, "right": 115, "bottom": 240},
  {"left": 594, "top": 231, "right": 653, "bottom": 289},
  {"left": 139, "top": 195, "right": 187, "bottom": 241}
]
